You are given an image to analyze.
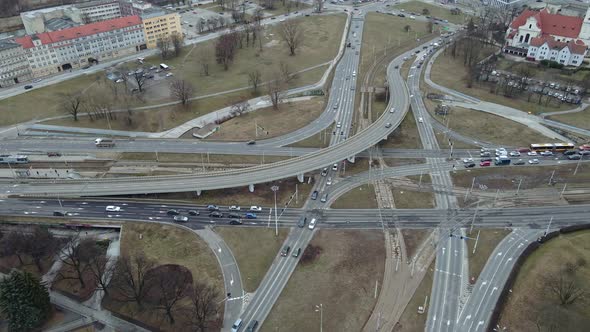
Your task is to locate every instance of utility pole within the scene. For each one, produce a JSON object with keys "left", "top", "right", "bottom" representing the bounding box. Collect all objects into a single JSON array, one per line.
[
  {"left": 472, "top": 230, "right": 481, "bottom": 254},
  {"left": 516, "top": 178, "right": 523, "bottom": 195},
  {"left": 560, "top": 183, "right": 567, "bottom": 199},
  {"left": 470, "top": 202, "right": 478, "bottom": 234},
  {"left": 271, "top": 185, "right": 279, "bottom": 236},
  {"left": 315, "top": 304, "right": 323, "bottom": 332},
  {"left": 494, "top": 189, "right": 500, "bottom": 207},
  {"left": 544, "top": 216, "right": 553, "bottom": 236},
  {"left": 548, "top": 169, "right": 555, "bottom": 185},
  {"left": 574, "top": 154, "right": 583, "bottom": 175}
]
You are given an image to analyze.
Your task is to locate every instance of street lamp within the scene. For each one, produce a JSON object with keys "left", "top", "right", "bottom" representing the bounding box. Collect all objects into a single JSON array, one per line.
[
  {"left": 271, "top": 185, "right": 279, "bottom": 236},
  {"left": 315, "top": 303, "right": 323, "bottom": 332}
]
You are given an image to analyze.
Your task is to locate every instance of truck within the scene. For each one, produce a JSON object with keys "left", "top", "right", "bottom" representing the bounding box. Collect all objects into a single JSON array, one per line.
[
  {"left": 494, "top": 156, "right": 511, "bottom": 165},
  {"left": 95, "top": 138, "right": 115, "bottom": 148}
]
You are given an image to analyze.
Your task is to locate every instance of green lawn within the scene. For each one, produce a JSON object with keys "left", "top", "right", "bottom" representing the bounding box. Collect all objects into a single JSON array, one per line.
[
  {"left": 331, "top": 184, "right": 378, "bottom": 209},
  {"left": 395, "top": 1, "right": 469, "bottom": 25}
]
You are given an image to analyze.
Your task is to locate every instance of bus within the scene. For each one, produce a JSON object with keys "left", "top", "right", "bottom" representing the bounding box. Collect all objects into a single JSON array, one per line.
[
  {"left": 530, "top": 143, "right": 575, "bottom": 152},
  {"left": 160, "top": 63, "right": 169, "bottom": 70},
  {"left": 0, "top": 155, "right": 29, "bottom": 164}
]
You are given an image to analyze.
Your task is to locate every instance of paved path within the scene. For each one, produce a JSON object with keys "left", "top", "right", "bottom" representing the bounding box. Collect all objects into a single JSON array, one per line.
[{"left": 539, "top": 102, "right": 588, "bottom": 117}]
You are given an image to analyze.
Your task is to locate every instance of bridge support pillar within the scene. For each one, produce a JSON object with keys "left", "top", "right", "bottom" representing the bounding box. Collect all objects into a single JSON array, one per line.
[
  {"left": 347, "top": 155, "right": 356, "bottom": 163},
  {"left": 196, "top": 190, "right": 202, "bottom": 196},
  {"left": 248, "top": 184, "right": 255, "bottom": 192},
  {"left": 297, "top": 173, "right": 304, "bottom": 183}
]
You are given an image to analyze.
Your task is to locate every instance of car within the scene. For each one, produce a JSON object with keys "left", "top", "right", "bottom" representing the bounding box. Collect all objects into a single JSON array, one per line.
[
  {"left": 528, "top": 159, "right": 540, "bottom": 164},
  {"left": 326, "top": 177, "right": 332, "bottom": 186},
  {"left": 394, "top": 65, "right": 399, "bottom": 69},
  {"left": 385, "top": 123, "right": 392, "bottom": 128},
  {"left": 24, "top": 85, "right": 33, "bottom": 90},
  {"left": 165, "top": 72, "right": 174, "bottom": 77},
  {"left": 462, "top": 158, "right": 474, "bottom": 163},
  {"left": 105, "top": 205, "right": 121, "bottom": 212},
  {"left": 53, "top": 211, "right": 67, "bottom": 216},
  {"left": 320, "top": 194, "right": 328, "bottom": 203},
  {"left": 297, "top": 216, "right": 307, "bottom": 228},
  {"left": 167, "top": 209, "right": 179, "bottom": 215},
  {"left": 229, "top": 219, "right": 243, "bottom": 225},
  {"left": 247, "top": 140, "right": 256, "bottom": 145},
  {"left": 292, "top": 248, "right": 301, "bottom": 258},
  {"left": 351, "top": 87, "right": 355, "bottom": 91},
  {"left": 464, "top": 162, "right": 476, "bottom": 168},
  {"left": 332, "top": 163, "right": 338, "bottom": 171},
  {"left": 336, "top": 122, "right": 341, "bottom": 128},
  {"left": 81, "top": 65, "right": 91, "bottom": 69},
  {"left": 173, "top": 215, "right": 188, "bottom": 222},
  {"left": 321, "top": 168, "right": 328, "bottom": 176},
  {"left": 308, "top": 218, "right": 317, "bottom": 230},
  {"left": 480, "top": 157, "right": 493, "bottom": 162},
  {"left": 527, "top": 151, "right": 538, "bottom": 156},
  {"left": 389, "top": 108, "right": 395, "bottom": 113},
  {"left": 480, "top": 160, "right": 491, "bottom": 167},
  {"left": 207, "top": 205, "right": 219, "bottom": 211},
  {"left": 245, "top": 320, "right": 259, "bottom": 332},
  {"left": 311, "top": 190, "right": 319, "bottom": 200},
  {"left": 47, "top": 152, "right": 62, "bottom": 157},
  {"left": 188, "top": 210, "right": 199, "bottom": 216},
  {"left": 115, "top": 78, "right": 124, "bottom": 83},
  {"left": 480, "top": 152, "right": 491, "bottom": 157},
  {"left": 568, "top": 154, "right": 582, "bottom": 160},
  {"left": 150, "top": 65, "right": 158, "bottom": 70},
  {"left": 540, "top": 151, "right": 553, "bottom": 156},
  {"left": 513, "top": 159, "right": 525, "bottom": 165},
  {"left": 231, "top": 319, "right": 243, "bottom": 332},
  {"left": 244, "top": 212, "right": 257, "bottom": 219},
  {"left": 564, "top": 150, "right": 577, "bottom": 155},
  {"left": 579, "top": 150, "right": 590, "bottom": 155},
  {"left": 418, "top": 117, "right": 424, "bottom": 123},
  {"left": 209, "top": 211, "right": 223, "bottom": 218},
  {"left": 271, "top": 17, "right": 276, "bottom": 20},
  {"left": 145, "top": 74, "right": 154, "bottom": 79},
  {"left": 518, "top": 147, "right": 531, "bottom": 153},
  {"left": 228, "top": 212, "right": 240, "bottom": 219},
  {"left": 280, "top": 246, "right": 291, "bottom": 257},
  {"left": 250, "top": 206, "right": 262, "bottom": 212},
  {"left": 229, "top": 205, "right": 241, "bottom": 211},
  {"left": 509, "top": 151, "right": 521, "bottom": 157},
  {"left": 155, "top": 69, "right": 161, "bottom": 73}
]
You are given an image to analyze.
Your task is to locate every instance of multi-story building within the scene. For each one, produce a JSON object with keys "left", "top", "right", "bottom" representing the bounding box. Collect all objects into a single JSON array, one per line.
[
  {"left": 15, "top": 16, "right": 146, "bottom": 77},
  {"left": 119, "top": 0, "right": 154, "bottom": 16},
  {"left": 141, "top": 7, "right": 181, "bottom": 49},
  {"left": 0, "top": 40, "right": 32, "bottom": 88},
  {"left": 77, "top": 0, "right": 122, "bottom": 23},
  {"left": 503, "top": 8, "right": 589, "bottom": 66}
]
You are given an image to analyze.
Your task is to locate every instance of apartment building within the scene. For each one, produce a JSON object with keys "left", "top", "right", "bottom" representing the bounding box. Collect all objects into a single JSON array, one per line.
[
  {"left": 0, "top": 40, "right": 33, "bottom": 88},
  {"left": 15, "top": 16, "right": 146, "bottom": 77},
  {"left": 141, "top": 7, "right": 181, "bottom": 49},
  {"left": 77, "top": 0, "right": 122, "bottom": 23}
]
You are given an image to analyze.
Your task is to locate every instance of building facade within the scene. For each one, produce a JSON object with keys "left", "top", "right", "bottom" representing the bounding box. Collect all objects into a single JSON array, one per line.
[
  {"left": 0, "top": 40, "right": 33, "bottom": 88},
  {"left": 77, "top": 0, "right": 122, "bottom": 23},
  {"left": 119, "top": 0, "right": 154, "bottom": 16},
  {"left": 141, "top": 8, "right": 181, "bottom": 49},
  {"left": 15, "top": 16, "right": 146, "bottom": 77},
  {"left": 504, "top": 8, "right": 589, "bottom": 66}
]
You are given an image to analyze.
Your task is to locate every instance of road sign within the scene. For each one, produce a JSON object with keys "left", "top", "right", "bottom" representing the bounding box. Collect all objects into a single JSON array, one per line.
[{"left": 271, "top": 185, "right": 279, "bottom": 192}]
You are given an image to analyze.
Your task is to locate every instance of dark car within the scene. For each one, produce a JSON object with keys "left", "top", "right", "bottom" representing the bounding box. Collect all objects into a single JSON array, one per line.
[
  {"left": 280, "top": 246, "right": 291, "bottom": 257},
  {"left": 564, "top": 150, "right": 577, "bottom": 155},
  {"left": 568, "top": 154, "right": 582, "bottom": 160},
  {"left": 207, "top": 204, "right": 219, "bottom": 211},
  {"left": 297, "top": 216, "right": 307, "bottom": 228},
  {"left": 228, "top": 213, "right": 241, "bottom": 219},
  {"left": 464, "top": 162, "right": 476, "bottom": 168},
  {"left": 229, "top": 219, "right": 243, "bottom": 225},
  {"left": 292, "top": 248, "right": 301, "bottom": 258},
  {"left": 188, "top": 210, "right": 199, "bottom": 216},
  {"left": 167, "top": 209, "right": 179, "bottom": 215},
  {"left": 47, "top": 152, "right": 62, "bottom": 157},
  {"left": 247, "top": 140, "right": 256, "bottom": 145},
  {"left": 246, "top": 320, "right": 259, "bottom": 332},
  {"left": 480, "top": 157, "right": 493, "bottom": 162},
  {"left": 53, "top": 211, "right": 67, "bottom": 216},
  {"left": 244, "top": 212, "right": 257, "bottom": 219},
  {"left": 311, "top": 190, "right": 319, "bottom": 200},
  {"left": 24, "top": 85, "right": 33, "bottom": 90},
  {"left": 209, "top": 211, "right": 223, "bottom": 218}
]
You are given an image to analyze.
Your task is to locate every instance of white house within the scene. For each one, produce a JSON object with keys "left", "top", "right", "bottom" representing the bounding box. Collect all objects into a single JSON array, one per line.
[{"left": 527, "top": 36, "right": 586, "bottom": 66}]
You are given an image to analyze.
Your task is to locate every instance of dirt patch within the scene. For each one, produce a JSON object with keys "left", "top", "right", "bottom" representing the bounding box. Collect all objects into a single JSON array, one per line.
[
  {"left": 392, "top": 187, "right": 435, "bottom": 209},
  {"left": 395, "top": 260, "right": 435, "bottom": 332},
  {"left": 214, "top": 227, "right": 288, "bottom": 292},
  {"left": 379, "top": 110, "right": 422, "bottom": 149},
  {"left": 385, "top": 158, "right": 426, "bottom": 167},
  {"left": 287, "top": 131, "right": 330, "bottom": 148},
  {"left": 331, "top": 184, "right": 378, "bottom": 209},
  {"left": 262, "top": 230, "right": 385, "bottom": 332},
  {"left": 498, "top": 231, "right": 590, "bottom": 331},
  {"left": 402, "top": 229, "right": 432, "bottom": 260}
]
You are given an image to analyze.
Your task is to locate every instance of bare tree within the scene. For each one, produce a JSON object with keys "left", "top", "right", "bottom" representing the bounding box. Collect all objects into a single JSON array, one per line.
[
  {"left": 427, "top": 20, "right": 434, "bottom": 33},
  {"left": 130, "top": 70, "right": 147, "bottom": 93},
  {"left": 28, "top": 227, "right": 59, "bottom": 273},
  {"left": 248, "top": 70, "right": 262, "bottom": 93},
  {"left": 169, "top": 79, "right": 195, "bottom": 105},
  {"left": 279, "top": 61, "right": 294, "bottom": 83},
  {"left": 184, "top": 282, "right": 220, "bottom": 332},
  {"left": 151, "top": 265, "right": 192, "bottom": 325},
  {"left": 170, "top": 33, "right": 184, "bottom": 57},
  {"left": 230, "top": 101, "right": 250, "bottom": 116},
  {"left": 58, "top": 237, "right": 103, "bottom": 289},
  {"left": 280, "top": 20, "right": 303, "bottom": 56},
  {"left": 545, "top": 266, "right": 586, "bottom": 305},
  {"left": 404, "top": 25, "right": 411, "bottom": 33},
  {"left": 267, "top": 73, "right": 285, "bottom": 110},
  {"left": 253, "top": 8, "right": 263, "bottom": 24},
  {"left": 422, "top": 8, "right": 430, "bottom": 16},
  {"left": 314, "top": 0, "right": 323, "bottom": 13},
  {"left": 0, "top": 231, "right": 30, "bottom": 266},
  {"left": 62, "top": 92, "right": 85, "bottom": 121},
  {"left": 215, "top": 31, "right": 239, "bottom": 70},
  {"left": 157, "top": 37, "right": 172, "bottom": 59},
  {"left": 87, "top": 254, "right": 116, "bottom": 297},
  {"left": 111, "top": 254, "right": 155, "bottom": 307}
]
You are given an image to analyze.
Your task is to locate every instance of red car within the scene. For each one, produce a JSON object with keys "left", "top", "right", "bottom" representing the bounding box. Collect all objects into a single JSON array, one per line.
[
  {"left": 517, "top": 147, "right": 531, "bottom": 153},
  {"left": 480, "top": 160, "right": 491, "bottom": 167}
]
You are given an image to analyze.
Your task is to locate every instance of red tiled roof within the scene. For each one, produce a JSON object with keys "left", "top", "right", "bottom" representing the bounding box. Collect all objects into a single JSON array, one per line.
[
  {"left": 15, "top": 15, "right": 142, "bottom": 49},
  {"left": 510, "top": 8, "right": 583, "bottom": 39},
  {"left": 530, "top": 35, "right": 586, "bottom": 54}
]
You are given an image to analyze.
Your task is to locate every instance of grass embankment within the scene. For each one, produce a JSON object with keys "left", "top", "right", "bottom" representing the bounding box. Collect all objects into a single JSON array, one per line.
[
  {"left": 548, "top": 106, "right": 590, "bottom": 130},
  {"left": 331, "top": 184, "right": 378, "bottom": 209},
  {"left": 465, "top": 228, "right": 511, "bottom": 282},
  {"left": 396, "top": 260, "right": 435, "bottom": 331},
  {"left": 214, "top": 228, "right": 288, "bottom": 292},
  {"left": 395, "top": 1, "right": 469, "bottom": 24},
  {"left": 499, "top": 231, "right": 590, "bottom": 331},
  {"left": 262, "top": 230, "right": 385, "bottom": 332}
]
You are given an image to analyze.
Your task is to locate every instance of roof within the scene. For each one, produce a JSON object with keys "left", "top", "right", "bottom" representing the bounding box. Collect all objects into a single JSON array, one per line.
[
  {"left": 0, "top": 40, "right": 21, "bottom": 51},
  {"left": 15, "top": 15, "right": 142, "bottom": 49},
  {"left": 510, "top": 8, "right": 583, "bottom": 39},
  {"left": 529, "top": 35, "right": 587, "bottom": 54}
]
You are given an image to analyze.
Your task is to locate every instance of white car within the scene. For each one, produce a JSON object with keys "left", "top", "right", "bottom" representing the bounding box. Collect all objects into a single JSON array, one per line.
[
  {"left": 105, "top": 205, "right": 121, "bottom": 212},
  {"left": 308, "top": 218, "right": 317, "bottom": 230},
  {"left": 528, "top": 159, "right": 540, "bottom": 164},
  {"left": 332, "top": 163, "right": 338, "bottom": 171},
  {"left": 165, "top": 72, "right": 174, "bottom": 77},
  {"left": 462, "top": 158, "right": 474, "bottom": 163},
  {"left": 509, "top": 151, "right": 520, "bottom": 157},
  {"left": 389, "top": 108, "right": 395, "bottom": 113},
  {"left": 250, "top": 206, "right": 262, "bottom": 212},
  {"left": 527, "top": 151, "right": 538, "bottom": 156},
  {"left": 418, "top": 117, "right": 424, "bottom": 123},
  {"left": 540, "top": 151, "right": 553, "bottom": 156},
  {"left": 336, "top": 122, "right": 341, "bottom": 128},
  {"left": 229, "top": 206, "right": 241, "bottom": 211}
]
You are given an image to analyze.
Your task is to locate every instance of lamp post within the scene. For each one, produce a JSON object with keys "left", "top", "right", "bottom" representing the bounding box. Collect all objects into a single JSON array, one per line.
[
  {"left": 315, "top": 303, "right": 323, "bottom": 332},
  {"left": 271, "top": 185, "right": 279, "bottom": 236}
]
